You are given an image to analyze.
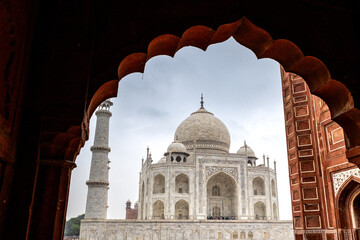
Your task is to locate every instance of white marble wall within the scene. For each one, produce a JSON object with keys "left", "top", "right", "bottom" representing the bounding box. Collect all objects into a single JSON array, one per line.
[
  {"left": 80, "top": 219, "right": 294, "bottom": 240},
  {"left": 137, "top": 153, "right": 279, "bottom": 221}
]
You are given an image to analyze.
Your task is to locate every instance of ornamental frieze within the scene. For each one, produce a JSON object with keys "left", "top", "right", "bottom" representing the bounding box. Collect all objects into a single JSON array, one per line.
[
  {"left": 332, "top": 168, "right": 360, "bottom": 196},
  {"left": 205, "top": 166, "right": 238, "bottom": 181}
]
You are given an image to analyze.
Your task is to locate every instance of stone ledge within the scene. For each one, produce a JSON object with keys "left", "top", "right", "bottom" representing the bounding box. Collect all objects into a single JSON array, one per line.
[
  {"left": 86, "top": 180, "right": 109, "bottom": 186},
  {"left": 90, "top": 146, "right": 111, "bottom": 152}
]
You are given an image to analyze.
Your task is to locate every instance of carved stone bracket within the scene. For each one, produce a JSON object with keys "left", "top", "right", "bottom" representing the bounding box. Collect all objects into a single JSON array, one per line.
[
  {"left": 205, "top": 166, "right": 238, "bottom": 181},
  {"left": 332, "top": 168, "right": 360, "bottom": 196}
]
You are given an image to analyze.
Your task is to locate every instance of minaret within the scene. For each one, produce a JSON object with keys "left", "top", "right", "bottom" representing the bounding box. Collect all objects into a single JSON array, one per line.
[{"left": 85, "top": 99, "right": 113, "bottom": 219}]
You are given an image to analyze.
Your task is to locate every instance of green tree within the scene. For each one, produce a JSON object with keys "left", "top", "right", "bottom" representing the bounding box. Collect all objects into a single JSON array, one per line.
[{"left": 64, "top": 214, "right": 85, "bottom": 236}]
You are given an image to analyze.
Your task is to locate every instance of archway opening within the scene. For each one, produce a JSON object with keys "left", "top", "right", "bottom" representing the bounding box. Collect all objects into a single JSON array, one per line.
[
  {"left": 337, "top": 178, "right": 360, "bottom": 239},
  {"left": 152, "top": 200, "right": 164, "bottom": 219},
  {"left": 254, "top": 201, "right": 266, "bottom": 220},
  {"left": 175, "top": 200, "right": 189, "bottom": 219},
  {"left": 353, "top": 193, "right": 360, "bottom": 230},
  {"left": 207, "top": 172, "right": 237, "bottom": 219}
]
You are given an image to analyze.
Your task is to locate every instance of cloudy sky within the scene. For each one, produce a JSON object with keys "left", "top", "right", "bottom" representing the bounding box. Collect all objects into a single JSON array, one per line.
[{"left": 66, "top": 37, "right": 292, "bottom": 221}]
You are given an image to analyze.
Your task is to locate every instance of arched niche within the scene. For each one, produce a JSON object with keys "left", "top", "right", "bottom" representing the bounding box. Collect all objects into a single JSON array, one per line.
[
  {"left": 174, "top": 200, "right": 189, "bottom": 219},
  {"left": 152, "top": 200, "right": 164, "bottom": 219},
  {"left": 175, "top": 173, "right": 189, "bottom": 194},
  {"left": 153, "top": 174, "right": 165, "bottom": 194},
  {"left": 336, "top": 176, "right": 360, "bottom": 239},
  {"left": 207, "top": 172, "right": 237, "bottom": 219},
  {"left": 254, "top": 201, "right": 266, "bottom": 220},
  {"left": 253, "top": 177, "right": 265, "bottom": 195}
]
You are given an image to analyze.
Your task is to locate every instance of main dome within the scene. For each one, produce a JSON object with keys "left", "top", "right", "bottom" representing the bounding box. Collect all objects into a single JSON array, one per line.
[{"left": 174, "top": 104, "right": 231, "bottom": 153}]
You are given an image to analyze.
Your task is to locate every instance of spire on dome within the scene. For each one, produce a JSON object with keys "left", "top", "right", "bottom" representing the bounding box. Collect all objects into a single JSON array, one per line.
[{"left": 200, "top": 93, "right": 204, "bottom": 109}]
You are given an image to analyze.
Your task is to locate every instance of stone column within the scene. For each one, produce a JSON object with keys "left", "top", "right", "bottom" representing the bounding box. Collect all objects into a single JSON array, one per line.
[
  {"left": 27, "top": 159, "right": 76, "bottom": 240},
  {"left": 282, "top": 71, "right": 328, "bottom": 239},
  {"left": 85, "top": 100, "right": 112, "bottom": 219}
]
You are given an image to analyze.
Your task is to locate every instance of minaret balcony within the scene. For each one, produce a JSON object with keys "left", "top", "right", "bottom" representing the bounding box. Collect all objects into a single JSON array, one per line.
[{"left": 90, "top": 146, "right": 111, "bottom": 152}]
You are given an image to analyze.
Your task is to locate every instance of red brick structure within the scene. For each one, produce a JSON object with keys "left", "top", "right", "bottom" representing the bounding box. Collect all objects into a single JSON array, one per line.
[
  {"left": 0, "top": 1, "right": 359, "bottom": 239},
  {"left": 125, "top": 200, "right": 138, "bottom": 220}
]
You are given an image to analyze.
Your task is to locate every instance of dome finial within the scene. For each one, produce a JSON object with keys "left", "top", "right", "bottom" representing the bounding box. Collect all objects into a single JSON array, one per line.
[{"left": 200, "top": 93, "right": 204, "bottom": 108}]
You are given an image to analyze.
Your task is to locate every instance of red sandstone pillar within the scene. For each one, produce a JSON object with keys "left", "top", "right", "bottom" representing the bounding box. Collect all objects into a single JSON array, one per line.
[
  {"left": 27, "top": 160, "right": 76, "bottom": 240},
  {"left": 282, "top": 71, "right": 333, "bottom": 240}
]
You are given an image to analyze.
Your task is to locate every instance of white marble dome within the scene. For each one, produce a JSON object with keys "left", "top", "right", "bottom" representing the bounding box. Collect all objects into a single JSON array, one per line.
[
  {"left": 237, "top": 144, "right": 256, "bottom": 157},
  {"left": 167, "top": 141, "right": 188, "bottom": 153},
  {"left": 174, "top": 107, "right": 231, "bottom": 153}
]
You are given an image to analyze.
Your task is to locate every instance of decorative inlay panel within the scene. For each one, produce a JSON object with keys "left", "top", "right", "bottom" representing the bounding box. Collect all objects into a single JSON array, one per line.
[
  {"left": 332, "top": 168, "right": 360, "bottom": 196},
  {"left": 304, "top": 204, "right": 319, "bottom": 212},
  {"left": 205, "top": 166, "right": 238, "bottom": 181},
  {"left": 298, "top": 149, "right": 313, "bottom": 157},
  {"left": 294, "top": 95, "right": 307, "bottom": 103},
  {"left": 303, "top": 188, "right": 318, "bottom": 200},
  {"left": 293, "top": 82, "right": 306, "bottom": 93},
  {"left": 297, "top": 134, "right": 312, "bottom": 147},
  {"left": 295, "top": 106, "right": 309, "bottom": 117},
  {"left": 305, "top": 215, "right": 321, "bottom": 228},
  {"left": 300, "top": 161, "right": 315, "bottom": 173},
  {"left": 296, "top": 120, "right": 310, "bottom": 131}
]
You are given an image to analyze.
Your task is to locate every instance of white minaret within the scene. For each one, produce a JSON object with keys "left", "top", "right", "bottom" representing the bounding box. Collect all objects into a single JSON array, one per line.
[{"left": 85, "top": 99, "right": 113, "bottom": 219}]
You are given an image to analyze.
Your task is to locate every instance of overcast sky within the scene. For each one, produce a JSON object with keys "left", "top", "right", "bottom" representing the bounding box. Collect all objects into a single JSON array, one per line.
[{"left": 66, "top": 37, "right": 292, "bottom": 221}]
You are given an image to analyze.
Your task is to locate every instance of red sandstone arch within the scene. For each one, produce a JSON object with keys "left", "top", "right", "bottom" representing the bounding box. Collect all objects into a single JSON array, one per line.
[
  {"left": 88, "top": 17, "right": 360, "bottom": 166},
  {"left": 335, "top": 176, "right": 360, "bottom": 239}
]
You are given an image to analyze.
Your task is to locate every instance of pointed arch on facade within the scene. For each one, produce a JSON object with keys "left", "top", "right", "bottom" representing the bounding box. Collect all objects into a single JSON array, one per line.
[
  {"left": 253, "top": 177, "right": 265, "bottom": 195},
  {"left": 335, "top": 175, "right": 360, "bottom": 238},
  {"left": 152, "top": 200, "right": 165, "bottom": 219},
  {"left": 153, "top": 174, "right": 165, "bottom": 194},
  {"left": 254, "top": 201, "right": 266, "bottom": 220},
  {"left": 207, "top": 172, "right": 238, "bottom": 219},
  {"left": 175, "top": 173, "right": 189, "bottom": 194},
  {"left": 174, "top": 199, "right": 189, "bottom": 219}
]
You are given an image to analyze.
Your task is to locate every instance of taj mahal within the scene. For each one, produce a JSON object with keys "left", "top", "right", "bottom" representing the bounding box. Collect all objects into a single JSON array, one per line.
[{"left": 79, "top": 97, "right": 294, "bottom": 240}]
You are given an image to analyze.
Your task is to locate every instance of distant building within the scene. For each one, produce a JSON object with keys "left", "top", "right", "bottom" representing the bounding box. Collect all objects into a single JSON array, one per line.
[{"left": 125, "top": 200, "right": 138, "bottom": 220}]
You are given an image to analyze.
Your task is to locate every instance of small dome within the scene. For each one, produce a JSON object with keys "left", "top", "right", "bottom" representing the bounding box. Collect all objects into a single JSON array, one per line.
[
  {"left": 167, "top": 141, "right": 188, "bottom": 153},
  {"left": 237, "top": 143, "right": 256, "bottom": 157}
]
